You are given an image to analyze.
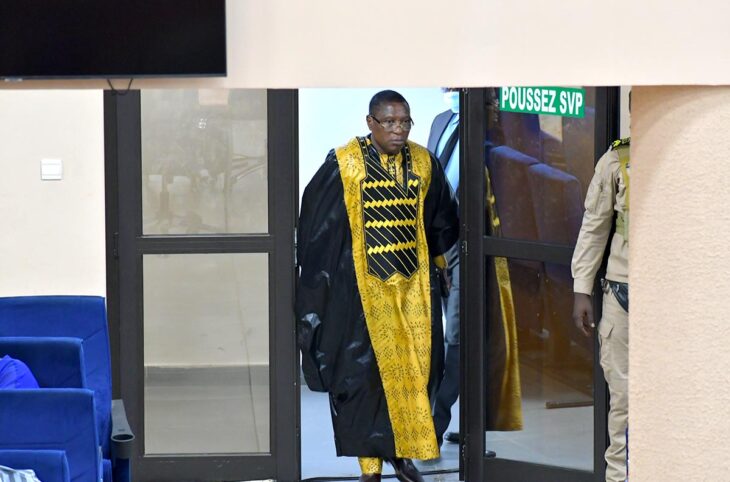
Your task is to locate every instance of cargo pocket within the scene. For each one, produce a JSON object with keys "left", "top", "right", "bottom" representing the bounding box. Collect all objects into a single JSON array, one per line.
[{"left": 598, "top": 316, "right": 614, "bottom": 342}]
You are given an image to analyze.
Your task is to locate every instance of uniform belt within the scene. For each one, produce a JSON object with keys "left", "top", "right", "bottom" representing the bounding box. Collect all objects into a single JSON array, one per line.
[{"left": 602, "top": 278, "right": 629, "bottom": 312}]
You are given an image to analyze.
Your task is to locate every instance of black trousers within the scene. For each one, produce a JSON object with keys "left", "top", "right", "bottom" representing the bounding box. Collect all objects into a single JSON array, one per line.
[
  {"left": 433, "top": 343, "right": 459, "bottom": 445},
  {"left": 432, "top": 250, "right": 460, "bottom": 445}
]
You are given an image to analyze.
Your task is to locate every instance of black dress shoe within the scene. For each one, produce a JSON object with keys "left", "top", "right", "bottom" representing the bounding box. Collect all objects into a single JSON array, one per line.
[
  {"left": 385, "top": 457, "right": 424, "bottom": 482},
  {"left": 485, "top": 449, "right": 496, "bottom": 458},
  {"left": 444, "top": 431, "right": 460, "bottom": 443},
  {"left": 359, "top": 474, "right": 382, "bottom": 482}
]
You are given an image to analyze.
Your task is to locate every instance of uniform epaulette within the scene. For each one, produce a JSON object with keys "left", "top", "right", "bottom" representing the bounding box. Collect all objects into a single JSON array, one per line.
[{"left": 611, "top": 137, "right": 631, "bottom": 150}]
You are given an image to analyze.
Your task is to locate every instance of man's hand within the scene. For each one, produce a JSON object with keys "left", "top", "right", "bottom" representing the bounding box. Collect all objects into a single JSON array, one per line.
[{"left": 572, "top": 293, "right": 594, "bottom": 337}]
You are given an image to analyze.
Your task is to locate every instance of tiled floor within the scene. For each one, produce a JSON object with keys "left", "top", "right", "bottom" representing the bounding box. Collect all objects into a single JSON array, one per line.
[
  {"left": 144, "top": 361, "right": 592, "bottom": 481},
  {"left": 241, "top": 477, "right": 459, "bottom": 482},
  {"left": 485, "top": 364, "right": 593, "bottom": 471},
  {"left": 309, "top": 474, "right": 460, "bottom": 482},
  {"left": 300, "top": 388, "right": 461, "bottom": 480},
  {"left": 301, "top": 361, "right": 592, "bottom": 480}
]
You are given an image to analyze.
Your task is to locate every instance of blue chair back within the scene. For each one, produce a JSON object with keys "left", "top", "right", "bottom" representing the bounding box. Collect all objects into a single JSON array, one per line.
[
  {"left": 0, "top": 389, "right": 102, "bottom": 482},
  {"left": 527, "top": 162, "right": 583, "bottom": 246},
  {"left": 0, "top": 296, "right": 112, "bottom": 456},
  {"left": 487, "top": 145, "right": 541, "bottom": 241},
  {"left": 0, "top": 337, "right": 87, "bottom": 389},
  {"left": 499, "top": 111, "right": 544, "bottom": 161},
  {"left": 0, "top": 449, "right": 71, "bottom": 482}
]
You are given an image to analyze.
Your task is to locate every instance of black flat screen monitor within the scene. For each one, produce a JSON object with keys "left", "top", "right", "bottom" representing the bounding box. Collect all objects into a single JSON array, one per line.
[{"left": 0, "top": 0, "right": 226, "bottom": 80}]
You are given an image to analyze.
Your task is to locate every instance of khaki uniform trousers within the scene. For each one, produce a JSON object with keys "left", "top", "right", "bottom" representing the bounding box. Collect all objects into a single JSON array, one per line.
[{"left": 598, "top": 282, "right": 628, "bottom": 482}]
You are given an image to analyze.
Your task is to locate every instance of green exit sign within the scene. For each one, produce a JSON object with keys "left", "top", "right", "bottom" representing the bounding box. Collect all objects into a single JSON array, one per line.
[{"left": 500, "top": 87, "right": 585, "bottom": 118}]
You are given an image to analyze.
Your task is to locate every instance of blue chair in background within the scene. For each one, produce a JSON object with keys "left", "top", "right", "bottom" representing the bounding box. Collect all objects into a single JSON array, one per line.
[
  {"left": 0, "top": 389, "right": 103, "bottom": 482},
  {"left": 487, "top": 145, "right": 547, "bottom": 337},
  {"left": 0, "top": 450, "right": 71, "bottom": 482},
  {"left": 0, "top": 337, "right": 111, "bottom": 482},
  {"left": 528, "top": 163, "right": 593, "bottom": 374},
  {"left": 0, "top": 296, "right": 133, "bottom": 482},
  {"left": 498, "top": 111, "right": 565, "bottom": 168},
  {"left": 0, "top": 337, "right": 87, "bottom": 389}
]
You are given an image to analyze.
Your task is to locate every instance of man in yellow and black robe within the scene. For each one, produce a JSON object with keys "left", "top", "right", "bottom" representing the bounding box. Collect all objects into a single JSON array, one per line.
[{"left": 296, "top": 90, "right": 459, "bottom": 482}]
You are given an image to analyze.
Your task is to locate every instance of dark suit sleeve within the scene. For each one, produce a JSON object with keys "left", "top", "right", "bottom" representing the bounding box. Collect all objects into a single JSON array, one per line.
[
  {"left": 427, "top": 110, "right": 453, "bottom": 155},
  {"left": 424, "top": 154, "right": 459, "bottom": 257}
]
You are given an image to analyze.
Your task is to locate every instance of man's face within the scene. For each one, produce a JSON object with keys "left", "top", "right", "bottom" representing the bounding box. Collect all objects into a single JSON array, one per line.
[{"left": 366, "top": 101, "right": 411, "bottom": 155}]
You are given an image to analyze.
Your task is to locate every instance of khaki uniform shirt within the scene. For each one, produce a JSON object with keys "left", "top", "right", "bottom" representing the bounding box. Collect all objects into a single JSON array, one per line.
[{"left": 572, "top": 147, "right": 629, "bottom": 295}]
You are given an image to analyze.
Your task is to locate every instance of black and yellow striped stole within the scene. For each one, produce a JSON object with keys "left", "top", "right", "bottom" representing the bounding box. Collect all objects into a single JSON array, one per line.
[
  {"left": 337, "top": 136, "right": 439, "bottom": 459},
  {"left": 356, "top": 137, "right": 421, "bottom": 282}
]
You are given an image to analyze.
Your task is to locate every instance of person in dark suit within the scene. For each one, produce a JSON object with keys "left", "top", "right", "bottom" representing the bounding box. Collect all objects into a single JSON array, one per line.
[
  {"left": 427, "top": 89, "right": 499, "bottom": 458},
  {"left": 426, "top": 89, "right": 461, "bottom": 448}
]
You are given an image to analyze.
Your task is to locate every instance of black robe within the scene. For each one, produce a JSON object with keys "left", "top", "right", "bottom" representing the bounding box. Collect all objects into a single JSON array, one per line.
[{"left": 296, "top": 143, "right": 459, "bottom": 457}]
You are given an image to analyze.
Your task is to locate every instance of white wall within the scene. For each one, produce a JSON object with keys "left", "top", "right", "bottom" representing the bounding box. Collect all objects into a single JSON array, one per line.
[
  {"left": 2, "top": 0, "right": 730, "bottom": 90},
  {"left": 0, "top": 90, "right": 106, "bottom": 296}
]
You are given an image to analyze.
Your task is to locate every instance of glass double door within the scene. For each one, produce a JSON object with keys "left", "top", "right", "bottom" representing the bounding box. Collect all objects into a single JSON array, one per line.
[
  {"left": 106, "top": 89, "right": 299, "bottom": 481},
  {"left": 461, "top": 87, "right": 617, "bottom": 481},
  {"left": 106, "top": 86, "right": 616, "bottom": 481}
]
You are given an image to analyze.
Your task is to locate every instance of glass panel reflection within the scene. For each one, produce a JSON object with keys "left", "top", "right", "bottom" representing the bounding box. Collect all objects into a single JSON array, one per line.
[
  {"left": 484, "top": 256, "right": 593, "bottom": 470},
  {"left": 141, "top": 89, "right": 268, "bottom": 235},
  {"left": 143, "top": 253, "right": 269, "bottom": 455},
  {"left": 485, "top": 87, "right": 596, "bottom": 241}
]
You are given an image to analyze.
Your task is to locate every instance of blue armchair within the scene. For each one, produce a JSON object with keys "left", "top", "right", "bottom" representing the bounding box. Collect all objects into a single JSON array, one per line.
[
  {"left": 0, "top": 389, "right": 102, "bottom": 482},
  {"left": 0, "top": 296, "right": 134, "bottom": 482},
  {"left": 0, "top": 450, "right": 70, "bottom": 482},
  {"left": 0, "top": 337, "right": 125, "bottom": 482},
  {"left": 0, "top": 337, "right": 87, "bottom": 389}
]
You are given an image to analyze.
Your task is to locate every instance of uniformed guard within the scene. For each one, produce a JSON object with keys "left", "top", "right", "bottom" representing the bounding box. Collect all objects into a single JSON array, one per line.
[{"left": 572, "top": 136, "right": 630, "bottom": 482}]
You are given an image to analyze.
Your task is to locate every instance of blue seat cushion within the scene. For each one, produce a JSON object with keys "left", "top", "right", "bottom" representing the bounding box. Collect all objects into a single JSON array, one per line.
[
  {"left": 0, "top": 449, "right": 69, "bottom": 482},
  {"left": 0, "top": 355, "right": 39, "bottom": 389}
]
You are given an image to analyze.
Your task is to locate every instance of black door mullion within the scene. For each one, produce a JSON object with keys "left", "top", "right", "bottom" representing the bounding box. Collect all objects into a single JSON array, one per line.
[
  {"left": 137, "top": 454, "right": 277, "bottom": 481},
  {"left": 590, "top": 86, "right": 619, "bottom": 481},
  {"left": 105, "top": 91, "right": 122, "bottom": 399},
  {"left": 113, "top": 88, "right": 147, "bottom": 469},
  {"left": 485, "top": 458, "right": 593, "bottom": 482},
  {"left": 483, "top": 236, "right": 574, "bottom": 265},
  {"left": 462, "top": 87, "right": 487, "bottom": 482},
  {"left": 267, "top": 89, "right": 300, "bottom": 482},
  {"left": 113, "top": 91, "right": 143, "bottom": 463},
  {"left": 137, "top": 236, "right": 274, "bottom": 253}
]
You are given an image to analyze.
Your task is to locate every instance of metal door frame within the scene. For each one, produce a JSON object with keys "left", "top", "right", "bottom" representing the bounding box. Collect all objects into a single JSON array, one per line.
[
  {"left": 460, "top": 87, "right": 619, "bottom": 481},
  {"left": 105, "top": 89, "right": 300, "bottom": 481}
]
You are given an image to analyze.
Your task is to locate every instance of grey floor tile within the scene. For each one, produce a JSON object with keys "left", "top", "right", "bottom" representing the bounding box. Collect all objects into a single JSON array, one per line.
[
  {"left": 301, "top": 387, "right": 460, "bottom": 480},
  {"left": 144, "top": 366, "right": 268, "bottom": 454},
  {"left": 143, "top": 360, "right": 592, "bottom": 479}
]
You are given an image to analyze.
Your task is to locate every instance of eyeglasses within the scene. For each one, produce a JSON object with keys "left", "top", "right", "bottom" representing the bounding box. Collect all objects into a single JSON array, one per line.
[{"left": 369, "top": 115, "right": 414, "bottom": 132}]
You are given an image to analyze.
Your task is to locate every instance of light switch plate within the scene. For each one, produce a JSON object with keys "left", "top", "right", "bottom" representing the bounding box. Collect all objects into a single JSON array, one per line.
[{"left": 41, "top": 158, "right": 63, "bottom": 180}]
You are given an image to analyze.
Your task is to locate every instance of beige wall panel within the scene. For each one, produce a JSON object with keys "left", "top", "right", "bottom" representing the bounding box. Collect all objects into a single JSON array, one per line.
[
  {"left": 0, "top": 90, "right": 106, "bottom": 296},
  {"left": 631, "top": 85, "right": 730, "bottom": 480},
  {"left": 2, "top": 0, "right": 729, "bottom": 89}
]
